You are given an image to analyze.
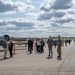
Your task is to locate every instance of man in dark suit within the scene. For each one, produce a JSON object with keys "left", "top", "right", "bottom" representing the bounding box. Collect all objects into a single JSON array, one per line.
[
  {"left": 47, "top": 36, "right": 53, "bottom": 58},
  {"left": 40, "top": 38, "right": 45, "bottom": 53},
  {"left": 28, "top": 38, "right": 33, "bottom": 53},
  {"left": 8, "top": 40, "right": 13, "bottom": 58},
  {"left": 31, "top": 38, "right": 34, "bottom": 51}
]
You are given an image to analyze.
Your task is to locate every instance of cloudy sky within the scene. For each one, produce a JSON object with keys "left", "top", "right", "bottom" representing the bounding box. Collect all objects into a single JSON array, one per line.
[{"left": 0, "top": 0, "right": 75, "bottom": 37}]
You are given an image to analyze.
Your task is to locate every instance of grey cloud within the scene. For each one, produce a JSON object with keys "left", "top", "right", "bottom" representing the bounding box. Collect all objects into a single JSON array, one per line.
[
  {"left": 39, "top": 3, "right": 50, "bottom": 12},
  {"left": 0, "top": 1, "right": 17, "bottom": 13},
  {"left": 40, "top": 0, "right": 73, "bottom": 12},
  {"left": 8, "top": 21, "right": 34, "bottom": 28},
  {"left": 54, "top": 18, "right": 74, "bottom": 24},
  {"left": 38, "top": 11, "right": 65, "bottom": 20},
  {"left": 40, "top": 6, "right": 49, "bottom": 12},
  {"left": 40, "top": 3, "right": 50, "bottom": 11},
  {"left": 0, "top": 21, "right": 7, "bottom": 26},
  {"left": 2, "top": 27, "right": 33, "bottom": 31},
  {"left": 51, "top": 23, "right": 59, "bottom": 27},
  {"left": 0, "top": 0, "right": 35, "bottom": 13},
  {"left": 62, "top": 27, "right": 75, "bottom": 29},
  {"left": 38, "top": 12, "right": 53, "bottom": 20},
  {"left": 68, "top": 10, "right": 75, "bottom": 14},
  {"left": 38, "top": 0, "right": 73, "bottom": 25},
  {"left": 0, "top": 20, "right": 35, "bottom": 31},
  {"left": 53, "top": 11, "right": 65, "bottom": 18},
  {"left": 51, "top": 0, "right": 73, "bottom": 10}
]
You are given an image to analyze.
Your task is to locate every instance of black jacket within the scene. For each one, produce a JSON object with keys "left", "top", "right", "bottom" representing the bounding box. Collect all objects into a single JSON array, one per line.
[{"left": 28, "top": 40, "right": 33, "bottom": 47}]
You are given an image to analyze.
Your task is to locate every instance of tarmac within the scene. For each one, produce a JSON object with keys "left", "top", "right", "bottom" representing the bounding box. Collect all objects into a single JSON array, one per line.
[{"left": 0, "top": 41, "right": 75, "bottom": 75}]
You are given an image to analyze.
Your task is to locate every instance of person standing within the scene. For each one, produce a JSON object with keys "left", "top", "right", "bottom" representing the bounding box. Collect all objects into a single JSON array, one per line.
[
  {"left": 65, "top": 40, "right": 67, "bottom": 46},
  {"left": 57, "top": 35, "right": 62, "bottom": 58},
  {"left": 36, "top": 39, "right": 41, "bottom": 52},
  {"left": 2, "top": 39, "right": 8, "bottom": 59},
  {"left": 40, "top": 38, "right": 45, "bottom": 53},
  {"left": 28, "top": 38, "right": 33, "bottom": 53},
  {"left": 53, "top": 40, "right": 57, "bottom": 48},
  {"left": 35, "top": 38, "right": 38, "bottom": 51},
  {"left": 69, "top": 40, "right": 71, "bottom": 45},
  {"left": 31, "top": 38, "right": 34, "bottom": 51},
  {"left": 47, "top": 36, "right": 53, "bottom": 58},
  {"left": 8, "top": 40, "right": 13, "bottom": 58}
]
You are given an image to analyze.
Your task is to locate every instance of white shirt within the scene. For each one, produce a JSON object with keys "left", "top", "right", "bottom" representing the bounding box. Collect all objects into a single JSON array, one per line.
[{"left": 37, "top": 41, "right": 41, "bottom": 45}]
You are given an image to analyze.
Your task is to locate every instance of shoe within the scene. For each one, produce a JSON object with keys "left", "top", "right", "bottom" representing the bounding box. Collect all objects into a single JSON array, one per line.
[
  {"left": 10, "top": 56, "right": 13, "bottom": 58},
  {"left": 4, "top": 57, "right": 8, "bottom": 59},
  {"left": 30, "top": 52, "right": 32, "bottom": 54},
  {"left": 59, "top": 56, "right": 61, "bottom": 58},
  {"left": 48, "top": 55, "right": 50, "bottom": 57},
  {"left": 57, "top": 56, "right": 61, "bottom": 58}
]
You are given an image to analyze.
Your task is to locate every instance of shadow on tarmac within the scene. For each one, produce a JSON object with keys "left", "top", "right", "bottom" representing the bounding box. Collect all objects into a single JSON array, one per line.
[
  {"left": 46, "top": 56, "right": 53, "bottom": 59},
  {"left": 0, "top": 57, "right": 9, "bottom": 61},
  {"left": 0, "top": 50, "right": 4, "bottom": 52}
]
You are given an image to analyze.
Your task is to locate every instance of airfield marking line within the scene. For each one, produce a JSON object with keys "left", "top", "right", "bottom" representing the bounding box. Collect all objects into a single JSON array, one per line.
[{"left": 58, "top": 43, "right": 75, "bottom": 75}]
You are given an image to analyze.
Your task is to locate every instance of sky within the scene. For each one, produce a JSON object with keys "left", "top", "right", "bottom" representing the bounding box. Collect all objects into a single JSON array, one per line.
[{"left": 0, "top": 0, "right": 75, "bottom": 37}]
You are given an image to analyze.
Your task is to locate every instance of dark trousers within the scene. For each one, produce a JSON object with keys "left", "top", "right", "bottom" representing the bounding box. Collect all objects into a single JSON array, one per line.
[
  {"left": 28, "top": 46, "right": 32, "bottom": 53},
  {"left": 41, "top": 45, "right": 44, "bottom": 53},
  {"left": 36, "top": 45, "right": 38, "bottom": 51},
  {"left": 31, "top": 45, "right": 33, "bottom": 51},
  {"left": 57, "top": 46, "right": 61, "bottom": 57},
  {"left": 37, "top": 45, "right": 41, "bottom": 52},
  {"left": 48, "top": 46, "right": 53, "bottom": 57},
  {"left": 9, "top": 47, "right": 13, "bottom": 57}
]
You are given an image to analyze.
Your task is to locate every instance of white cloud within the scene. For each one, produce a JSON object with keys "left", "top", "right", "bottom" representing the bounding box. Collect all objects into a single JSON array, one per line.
[
  {"left": 0, "top": 24, "right": 16, "bottom": 29},
  {"left": 38, "top": 0, "right": 75, "bottom": 25},
  {"left": 0, "top": 0, "right": 75, "bottom": 37},
  {"left": 25, "top": 0, "right": 32, "bottom": 3},
  {"left": 0, "top": 0, "right": 35, "bottom": 14},
  {"left": 0, "top": 17, "right": 75, "bottom": 37}
]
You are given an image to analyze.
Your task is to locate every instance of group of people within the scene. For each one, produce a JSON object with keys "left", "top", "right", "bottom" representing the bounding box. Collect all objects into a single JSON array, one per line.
[
  {"left": 65, "top": 40, "right": 71, "bottom": 46},
  {"left": 2, "top": 38, "right": 13, "bottom": 59},
  {"left": 2, "top": 35, "right": 72, "bottom": 60},
  {"left": 27, "top": 35, "right": 62, "bottom": 59},
  {"left": 36, "top": 38, "right": 45, "bottom": 53},
  {"left": 28, "top": 38, "right": 45, "bottom": 53}
]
